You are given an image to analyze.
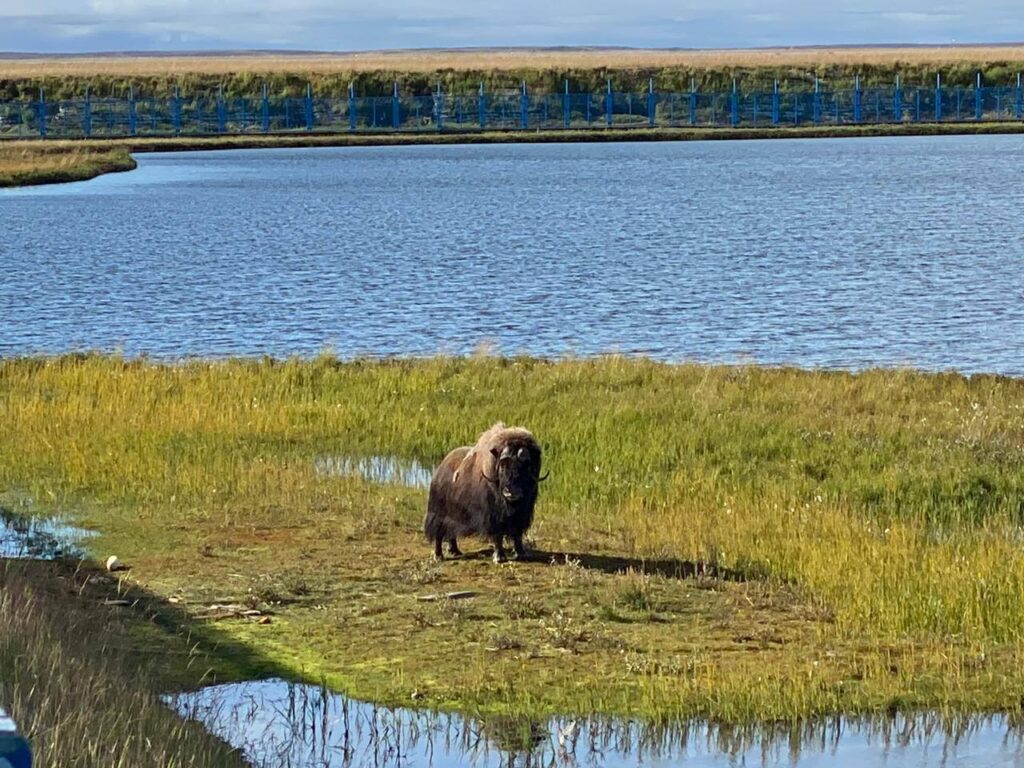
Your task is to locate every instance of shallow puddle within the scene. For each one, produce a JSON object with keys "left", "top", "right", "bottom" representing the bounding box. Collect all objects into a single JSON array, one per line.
[
  {"left": 314, "top": 455, "right": 433, "bottom": 488},
  {"left": 169, "top": 678, "right": 1024, "bottom": 768},
  {"left": 0, "top": 508, "right": 96, "bottom": 560}
]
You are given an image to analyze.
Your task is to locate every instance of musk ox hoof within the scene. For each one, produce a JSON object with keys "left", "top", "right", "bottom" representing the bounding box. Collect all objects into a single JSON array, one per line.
[
  {"left": 492, "top": 551, "right": 508, "bottom": 564},
  {"left": 432, "top": 552, "right": 444, "bottom": 563}
]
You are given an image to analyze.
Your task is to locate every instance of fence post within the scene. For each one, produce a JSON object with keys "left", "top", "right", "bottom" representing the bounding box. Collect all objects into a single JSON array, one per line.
[
  {"left": 436, "top": 82, "right": 443, "bottom": 131},
  {"left": 853, "top": 74, "right": 862, "bottom": 123},
  {"left": 520, "top": 80, "right": 529, "bottom": 129},
  {"left": 172, "top": 86, "right": 182, "bottom": 134},
  {"left": 771, "top": 79, "right": 779, "bottom": 125},
  {"left": 975, "top": 72, "right": 983, "bottom": 120},
  {"left": 128, "top": 86, "right": 137, "bottom": 136},
  {"left": 915, "top": 88, "right": 921, "bottom": 122},
  {"left": 935, "top": 73, "right": 942, "bottom": 122},
  {"left": 605, "top": 78, "right": 612, "bottom": 127},
  {"left": 730, "top": 78, "right": 739, "bottom": 127},
  {"left": 689, "top": 77, "right": 697, "bottom": 126},
  {"left": 647, "top": 78, "right": 655, "bottom": 127},
  {"left": 391, "top": 82, "right": 400, "bottom": 130},
  {"left": 813, "top": 77, "right": 821, "bottom": 124},
  {"left": 83, "top": 86, "right": 92, "bottom": 138},
  {"left": 348, "top": 83, "right": 356, "bottom": 132},
  {"left": 304, "top": 83, "right": 313, "bottom": 131},
  {"left": 563, "top": 80, "right": 570, "bottom": 129},
  {"left": 478, "top": 82, "right": 486, "bottom": 129},
  {"left": 217, "top": 85, "right": 226, "bottom": 134},
  {"left": 894, "top": 75, "right": 902, "bottom": 122},
  {"left": 36, "top": 87, "right": 46, "bottom": 138},
  {"left": 1017, "top": 73, "right": 1022, "bottom": 119},
  {"left": 261, "top": 82, "right": 270, "bottom": 133}
]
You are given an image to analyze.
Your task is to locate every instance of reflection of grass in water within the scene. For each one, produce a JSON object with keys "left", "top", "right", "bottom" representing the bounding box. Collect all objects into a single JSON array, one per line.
[
  {"left": 4, "top": 354, "right": 1024, "bottom": 719},
  {"left": 171, "top": 677, "right": 1024, "bottom": 767}
]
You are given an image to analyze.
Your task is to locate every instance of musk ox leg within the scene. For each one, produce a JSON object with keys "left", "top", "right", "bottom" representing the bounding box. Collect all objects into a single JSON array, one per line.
[
  {"left": 433, "top": 535, "right": 445, "bottom": 562},
  {"left": 510, "top": 534, "right": 528, "bottom": 561},
  {"left": 447, "top": 538, "right": 462, "bottom": 557},
  {"left": 492, "top": 536, "right": 508, "bottom": 564}
]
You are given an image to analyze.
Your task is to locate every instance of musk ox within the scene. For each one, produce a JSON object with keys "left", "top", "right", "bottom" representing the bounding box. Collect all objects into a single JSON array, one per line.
[{"left": 425, "top": 422, "right": 547, "bottom": 563}]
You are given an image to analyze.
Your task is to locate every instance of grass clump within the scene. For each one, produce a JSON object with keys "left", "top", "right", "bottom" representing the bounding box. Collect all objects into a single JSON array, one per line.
[{"left": 0, "top": 142, "right": 135, "bottom": 187}]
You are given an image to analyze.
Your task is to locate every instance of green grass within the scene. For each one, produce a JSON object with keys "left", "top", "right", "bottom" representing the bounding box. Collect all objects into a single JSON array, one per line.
[
  {"left": 0, "top": 556, "right": 252, "bottom": 767},
  {"left": 3, "top": 354, "right": 1024, "bottom": 722}
]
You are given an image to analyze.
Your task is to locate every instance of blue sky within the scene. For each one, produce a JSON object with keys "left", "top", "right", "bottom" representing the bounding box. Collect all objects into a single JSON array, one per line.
[{"left": 0, "top": 1, "right": 1020, "bottom": 53}]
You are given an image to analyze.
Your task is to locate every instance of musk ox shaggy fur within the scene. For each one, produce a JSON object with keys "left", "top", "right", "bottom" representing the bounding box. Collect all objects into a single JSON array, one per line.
[{"left": 425, "top": 422, "right": 547, "bottom": 563}]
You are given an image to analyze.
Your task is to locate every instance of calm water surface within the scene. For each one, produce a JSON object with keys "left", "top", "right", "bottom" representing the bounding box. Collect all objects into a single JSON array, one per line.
[
  {"left": 169, "top": 679, "right": 1024, "bottom": 768},
  {"left": 3, "top": 136, "right": 1024, "bottom": 373}
]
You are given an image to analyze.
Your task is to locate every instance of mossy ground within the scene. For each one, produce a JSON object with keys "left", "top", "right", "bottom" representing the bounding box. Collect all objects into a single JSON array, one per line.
[{"left": 3, "top": 355, "right": 1024, "bottom": 723}]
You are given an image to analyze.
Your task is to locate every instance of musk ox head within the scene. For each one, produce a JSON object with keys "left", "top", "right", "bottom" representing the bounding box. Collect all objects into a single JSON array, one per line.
[
  {"left": 457, "top": 422, "right": 548, "bottom": 507},
  {"left": 488, "top": 442, "right": 543, "bottom": 503},
  {"left": 475, "top": 423, "right": 548, "bottom": 507}
]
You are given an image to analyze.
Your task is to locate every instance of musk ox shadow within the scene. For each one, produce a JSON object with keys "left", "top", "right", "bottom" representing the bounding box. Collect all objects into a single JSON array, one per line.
[
  {"left": 539, "top": 551, "right": 753, "bottom": 582},
  {"left": 425, "top": 422, "right": 547, "bottom": 564}
]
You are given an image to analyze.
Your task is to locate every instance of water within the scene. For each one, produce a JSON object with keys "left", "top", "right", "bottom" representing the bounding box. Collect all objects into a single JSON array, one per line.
[
  {"left": 0, "top": 508, "right": 96, "bottom": 560},
  {"left": 2, "top": 136, "right": 1024, "bottom": 374},
  {"left": 314, "top": 455, "right": 433, "bottom": 488},
  {"left": 169, "top": 678, "right": 1024, "bottom": 768}
]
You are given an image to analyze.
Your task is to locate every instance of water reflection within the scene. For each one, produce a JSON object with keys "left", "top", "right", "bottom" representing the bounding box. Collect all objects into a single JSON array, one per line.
[
  {"left": 168, "top": 678, "right": 1024, "bottom": 768},
  {"left": 314, "top": 455, "right": 433, "bottom": 488},
  {"left": 0, "top": 508, "right": 95, "bottom": 560}
]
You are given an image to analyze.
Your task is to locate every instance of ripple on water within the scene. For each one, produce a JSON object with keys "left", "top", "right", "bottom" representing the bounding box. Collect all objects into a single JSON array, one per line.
[
  {"left": 4, "top": 138, "right": 1024, "bottom": 375},
  {"left": 168, "top": 679, "right": 1024, "bottom": 768}
]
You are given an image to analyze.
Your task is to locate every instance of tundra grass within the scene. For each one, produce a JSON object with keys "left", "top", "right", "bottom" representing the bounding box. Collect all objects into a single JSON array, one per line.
[
  {"left": 3, "top": 355, "right": 1024, "bottom": 722},
  {"left": 4, "top": 46, "right": 1024, "bottom": 98},
  {"left": 0, "top": 141, "right": 135, "bottom": 187},
  {"left": 0, "top": 557, "right": 249, "bottom": 767}
]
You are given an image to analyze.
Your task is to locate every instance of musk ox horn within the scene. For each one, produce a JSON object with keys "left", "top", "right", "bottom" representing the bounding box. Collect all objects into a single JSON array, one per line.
[{"left": 533, "top": 470, "right": 550, "bottom": 482}]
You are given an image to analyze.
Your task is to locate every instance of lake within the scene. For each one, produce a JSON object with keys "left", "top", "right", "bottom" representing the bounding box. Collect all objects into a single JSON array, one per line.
[{"left": 3, "top": 136, "right": 1024, "bottom": 373}]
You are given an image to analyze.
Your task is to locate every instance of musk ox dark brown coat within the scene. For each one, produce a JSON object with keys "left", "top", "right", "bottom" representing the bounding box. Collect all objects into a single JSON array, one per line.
[{"left": 425, "top": 422, "right": 547, "bottom": 563}]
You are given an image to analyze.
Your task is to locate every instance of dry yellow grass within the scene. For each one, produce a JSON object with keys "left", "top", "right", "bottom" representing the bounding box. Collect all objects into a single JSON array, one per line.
[
  {"left": 0, "top": 141, "right": 135, "bottom": 186},
  {"left": 5, "top": 46, "right": 1024, "bottom": 77}
]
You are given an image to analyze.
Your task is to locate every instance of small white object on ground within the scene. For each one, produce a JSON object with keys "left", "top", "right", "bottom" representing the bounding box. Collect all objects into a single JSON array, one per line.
[{"left": 105, "top": 555, "right": 129, "bottom": 572}]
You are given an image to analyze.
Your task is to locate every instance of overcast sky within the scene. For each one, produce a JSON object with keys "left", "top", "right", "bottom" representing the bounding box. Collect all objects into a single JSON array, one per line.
[{"left": 0, "top": 1, "right": 1020, "bottom": 53}]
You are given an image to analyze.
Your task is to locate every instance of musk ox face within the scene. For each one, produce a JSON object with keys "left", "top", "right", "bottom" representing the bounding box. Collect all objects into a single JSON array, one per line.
[{"left": 489, "top": 443, "right": 541, "bottom": 505}]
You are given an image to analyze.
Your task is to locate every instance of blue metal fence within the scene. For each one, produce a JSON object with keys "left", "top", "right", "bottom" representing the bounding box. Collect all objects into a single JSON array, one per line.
[{"left": 2, "top": 75, "right": 1023, "bottom": 139}]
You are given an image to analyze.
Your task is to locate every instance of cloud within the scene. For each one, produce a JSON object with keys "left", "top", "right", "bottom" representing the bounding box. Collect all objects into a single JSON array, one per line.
[{"left": 0, "top": 1, "right": 1022, "bottom": 52}]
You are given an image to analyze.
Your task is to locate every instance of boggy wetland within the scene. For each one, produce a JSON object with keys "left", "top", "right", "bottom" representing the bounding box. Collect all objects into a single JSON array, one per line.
[
  {"left": 5, "top": 355, "right": 1024, "bottom": 765},
  {"left": 3, "top": 133, "right": 1024, "bottom": 766}
]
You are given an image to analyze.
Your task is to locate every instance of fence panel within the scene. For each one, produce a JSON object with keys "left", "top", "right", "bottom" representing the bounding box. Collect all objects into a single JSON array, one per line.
[{"left": 4, "top": 79, "right": 1024, "bottom": 139}]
